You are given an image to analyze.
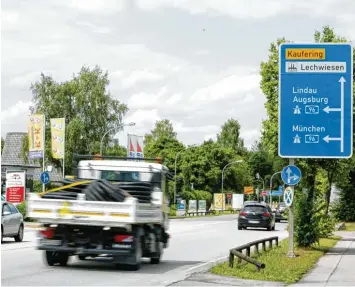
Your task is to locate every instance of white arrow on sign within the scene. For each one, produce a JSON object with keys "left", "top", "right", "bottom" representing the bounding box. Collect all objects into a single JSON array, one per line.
[
  {"left": 323, "top": 135, "right": 341, "bottom": 143},
  {"left": 286, "top": 167, "right": 299, "bottom": 184},
  {"left": 323, "top": 106, "right": 341, "bottom": 113},
  {"left": 322, "top": 77, "right": 346, "bottom": 153}
]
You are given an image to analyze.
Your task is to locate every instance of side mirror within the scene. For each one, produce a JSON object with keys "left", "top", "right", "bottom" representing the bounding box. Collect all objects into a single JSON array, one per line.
[{"left": 3, "top": 211, "right": 11, "bottom": 216}]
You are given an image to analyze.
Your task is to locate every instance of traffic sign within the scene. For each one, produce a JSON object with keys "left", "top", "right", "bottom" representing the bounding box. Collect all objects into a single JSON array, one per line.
[
  {"left": 262, "top": 190, "right": 267, "bottom": 196},
  {"left": 40, "top": 172, "right": 50, "bottom": 185},
  {"left": 278, "top": 43, "right": 353, "bottom": 158},
  {"left": 281, "top": 165, "right": 302, "bottom": 185},
  {"left": 283, "top": 187, "right": 294, "bottom": 207}
]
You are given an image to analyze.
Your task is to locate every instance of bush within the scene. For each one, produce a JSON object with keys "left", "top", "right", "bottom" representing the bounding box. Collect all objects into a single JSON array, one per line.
[
  {"left": 16, "top": 201, "right": 35, "bottom": 222},
  {"left": 169, "top": 205, "right": 177, "bottom": 217}
]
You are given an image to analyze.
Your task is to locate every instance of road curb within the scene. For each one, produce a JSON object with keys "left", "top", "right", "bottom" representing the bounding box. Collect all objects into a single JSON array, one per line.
[{"left": 184, "top": 255, "right": 229, "bottom": 277}]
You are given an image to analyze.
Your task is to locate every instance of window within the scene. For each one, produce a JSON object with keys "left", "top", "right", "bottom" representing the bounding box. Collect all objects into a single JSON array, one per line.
[
  {"left": 101, "top": 170, "right": 141, "bottom": 182},
  {"left": 2, "top": 204, "right": 11, "bottom": 215},
  {"left": 243, "top": 205, "right": 267, "bottom": 213},
  {"left": 8, "top": 203, "right": 19, "bottom": 214}
]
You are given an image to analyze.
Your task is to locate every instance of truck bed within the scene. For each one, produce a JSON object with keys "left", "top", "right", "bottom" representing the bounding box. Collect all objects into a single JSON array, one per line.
[{"left": 27, "top": 193, "right": 164, "bottom": 227}]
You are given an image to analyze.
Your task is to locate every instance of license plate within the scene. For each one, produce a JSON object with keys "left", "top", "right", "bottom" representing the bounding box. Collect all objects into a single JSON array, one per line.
[
  {"left": 40, "top": 239, "right": 62, "bottom": 246},
  {"left": 249, "top": 220, "right": 260, "bottom": 224}
]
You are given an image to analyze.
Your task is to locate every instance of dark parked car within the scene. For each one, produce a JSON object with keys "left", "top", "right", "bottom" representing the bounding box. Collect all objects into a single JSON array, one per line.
[
  {"left": 275, "top": 202, "right": 287, "bottom": 222},
  {"left": 238, "top": 203, "right": 275, "bottom": 231}
]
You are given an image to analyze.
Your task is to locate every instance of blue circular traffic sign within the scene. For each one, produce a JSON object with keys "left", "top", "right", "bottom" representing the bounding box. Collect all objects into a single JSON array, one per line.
[
  {"left": 281, "top": 165, "right": 301, "bottom": 186},
  {"left": 40, "top": 172, "right": 50, "bottom": 185}
]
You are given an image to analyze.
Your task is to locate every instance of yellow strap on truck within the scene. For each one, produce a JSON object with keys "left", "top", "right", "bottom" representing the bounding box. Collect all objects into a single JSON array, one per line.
[{"left": 38, "top": 180, "right": 93, "bottom": 197}]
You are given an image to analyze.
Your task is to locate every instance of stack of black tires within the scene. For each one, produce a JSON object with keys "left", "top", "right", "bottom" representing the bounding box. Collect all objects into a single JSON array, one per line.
[{"left": 42, "top": 179, "right": 153, "bottom": 203}]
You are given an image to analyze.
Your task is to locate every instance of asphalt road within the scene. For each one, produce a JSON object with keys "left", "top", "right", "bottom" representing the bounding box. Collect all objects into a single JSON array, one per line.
[{"left": 1, "top": 215, "right": 288, "bottom": 286}]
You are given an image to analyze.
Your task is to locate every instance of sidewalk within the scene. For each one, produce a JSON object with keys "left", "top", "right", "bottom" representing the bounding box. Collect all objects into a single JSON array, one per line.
[
  {"left": 290, "top": 231, "right": 355, "bottom": 287},
  {"left": 170, "top": 231, "right": 355, "bottom": 286}
]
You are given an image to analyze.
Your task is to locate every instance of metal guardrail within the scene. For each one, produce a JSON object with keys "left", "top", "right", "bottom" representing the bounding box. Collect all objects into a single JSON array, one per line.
[{"left": 229, "top": 236, "right": 279, "bottom": 271}]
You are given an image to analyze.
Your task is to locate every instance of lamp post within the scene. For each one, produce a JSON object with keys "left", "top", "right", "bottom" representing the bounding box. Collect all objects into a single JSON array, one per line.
[
  {"left": 221, "top": 160, "right": 243, "bottom": 211},
  {"left": 269, "top": 171, "right": 282, "bottom": 206},
  {"left": 256, "top": 173, "right": 265, "bottom": 202},
  {"left": 174, "top": 144, "right": 197, "bottom": 205},
  {"left": 100, "top": 122, "right": 135, "bottom": 155}
]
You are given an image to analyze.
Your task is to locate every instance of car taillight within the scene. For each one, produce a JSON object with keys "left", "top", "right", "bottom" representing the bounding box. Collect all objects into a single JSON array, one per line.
[
  {"left": 113, "top": 235, "right": 134, "bottom": 243},
  {"left": 263, "top": 212, "right": 271, "bottom": 217},
  {"left": 40, "top": 228, "right": 55, "bottom": 239},
  {"left": 240, "top": 212, "right": 247, "bottom": 216}
]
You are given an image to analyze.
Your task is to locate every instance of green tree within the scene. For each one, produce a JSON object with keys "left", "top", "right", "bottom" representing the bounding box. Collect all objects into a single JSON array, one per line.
[
  {"left": 217, "top": 118, "right": 246, "bottom": 155},
  {"left": 22, "top": 65, "right": 128, "bottom": 173},
  {"left": 180, "top": 140, "right": 252, "bottom": 194}
]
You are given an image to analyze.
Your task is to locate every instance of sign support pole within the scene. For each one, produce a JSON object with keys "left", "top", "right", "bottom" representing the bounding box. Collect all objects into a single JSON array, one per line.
[
  {"left": 42, "top": 116, "right": 46, "bottom": 193},
  {"left": 288, "top": 158, "right": 296, "bottom": 258}
]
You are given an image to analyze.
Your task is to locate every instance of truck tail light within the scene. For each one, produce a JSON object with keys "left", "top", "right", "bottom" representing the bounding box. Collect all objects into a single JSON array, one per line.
[
  {"left": 39, "top": 228, "right": 55, "bottom": 239},
  {"left": 113, "top": 235, "right": 134, "bottom": 243}
]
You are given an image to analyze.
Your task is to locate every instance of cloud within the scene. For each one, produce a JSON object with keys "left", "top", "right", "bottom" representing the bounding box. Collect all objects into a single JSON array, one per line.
[
  {"left": 120, "top": 70, "right": 165, "bottom": 89},
  {"left": 2, "top": 0, "right": 354, "bottom": 152}
]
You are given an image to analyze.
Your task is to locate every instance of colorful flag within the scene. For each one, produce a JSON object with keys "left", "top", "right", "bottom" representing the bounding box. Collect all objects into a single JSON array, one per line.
[
  {"left": 127, "top": 134, "right": 144, "bottom": 158},
  {"left": 27, "top": 114, "right": 45, "bottom": 159},
  {"left": 50, "top": 118, "right": 65, "bottom": 159}
]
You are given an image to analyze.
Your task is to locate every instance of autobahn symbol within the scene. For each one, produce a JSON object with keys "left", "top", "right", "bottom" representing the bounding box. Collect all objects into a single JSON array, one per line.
[{"left": 284, "top": 187, "right": 294, "bottom": 207}]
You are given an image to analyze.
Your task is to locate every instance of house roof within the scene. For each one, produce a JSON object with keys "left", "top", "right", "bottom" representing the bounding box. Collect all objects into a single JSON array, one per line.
[
  {"left": 2, "top": 132, "right": 64, "bottom": 182},
  {"left": 1, "top": 132, "right": 40, "bottom": 168},
  {"left": 34, "top": 167, "right": 63, "bottom": 182}
]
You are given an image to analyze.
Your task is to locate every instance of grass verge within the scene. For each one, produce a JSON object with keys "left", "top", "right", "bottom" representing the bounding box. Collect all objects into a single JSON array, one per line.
[
  {"left": 210, "top": 236, "right": 340, "bottom": 284},
  {"left": 345, "top": 222, "right": 355, "bottom": 231}
]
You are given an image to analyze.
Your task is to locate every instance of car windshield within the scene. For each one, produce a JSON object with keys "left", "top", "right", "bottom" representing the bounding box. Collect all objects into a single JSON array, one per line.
[{"left": 243, "top": 205, "right": 267, "bottom": 213}]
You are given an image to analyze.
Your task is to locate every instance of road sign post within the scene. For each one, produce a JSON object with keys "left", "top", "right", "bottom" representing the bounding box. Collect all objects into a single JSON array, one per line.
[{"left": 279, "top": 43, "right": 353, "bottom": 258}]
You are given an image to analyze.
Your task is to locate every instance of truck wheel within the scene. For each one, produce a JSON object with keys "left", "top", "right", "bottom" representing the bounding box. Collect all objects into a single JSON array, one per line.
[
  {"left": 130, "top": 239, "right": 142, "bottom": 270},
  {"left": 150, "top": 242, "right": 163, "bottom": 264},
  {"left": 58, "top": 252, "right": 69, "bottom": 266},
  {"left": 78, "top": 255, "right": 87, "bottom": 260},
  {"left": 44, "top": 251, "right": 69, "bottom": 266}
]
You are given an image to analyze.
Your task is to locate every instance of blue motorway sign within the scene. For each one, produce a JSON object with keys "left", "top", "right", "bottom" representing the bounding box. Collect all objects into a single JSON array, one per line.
[
  {"left": 281, "top": 165, "right": 302, "bottom": 186},
  {"left": 279, "top": 43, "right": 353, "bottom": 158},
  {"left": 40, "top": 171, "right": 50, "bottom": 185}
]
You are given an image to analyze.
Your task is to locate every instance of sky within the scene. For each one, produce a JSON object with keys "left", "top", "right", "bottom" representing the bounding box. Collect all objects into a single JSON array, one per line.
[{"left": 1, "top": 0, "right": 355, "bottom": 149}]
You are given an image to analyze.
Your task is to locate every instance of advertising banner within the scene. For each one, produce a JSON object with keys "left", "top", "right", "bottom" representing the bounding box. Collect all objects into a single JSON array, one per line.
[
  {"left": 198, "top": 200, "right": 206, "bottom": 211},
  {"left": 213, "top": 193, "right": 225, "bottom": 210},
  {"left": 127, "top": 134, "right": 144, "bottom": 158},
  {"left": 176, "top": 199, "right": 186, "bottom": 216},
  {"left": 6, "top": 170, "right": 26, "bottom": 204},
  {"left": 50, "top": 118, "right": 65, "bottom": 159},
  {"left": 243, "top": 186, "right": 254, "bottom": 195},
  {"left": 27, "top": 114, "right": 45, "bottom": 159},
  {"left": 188, "top": 200, "right": 197, "bottom": 212}
]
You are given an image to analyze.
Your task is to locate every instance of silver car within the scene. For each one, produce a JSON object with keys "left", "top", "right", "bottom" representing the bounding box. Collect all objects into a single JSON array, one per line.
[{"left": 1, "top": 201, "right": 24, "bottom": 242}]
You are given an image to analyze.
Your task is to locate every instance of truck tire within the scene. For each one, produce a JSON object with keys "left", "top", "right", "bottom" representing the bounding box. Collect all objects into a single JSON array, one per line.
[
  {"left": 150, "top": 242, "right": 163, "bottom": 264},
  {"left": 44, "top": 251, "right": 69, "bottom": 266}
]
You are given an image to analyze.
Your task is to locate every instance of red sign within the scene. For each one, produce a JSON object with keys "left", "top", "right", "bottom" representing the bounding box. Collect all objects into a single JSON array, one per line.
[
  {"left": 262, "top": 190, "right": 267, "bottom": 196},
  {"left": 227, "top": 193, "right": 232, "bottom": 199},
  {"left": 6, "top": 171, "right": 26, "bottom": 204}
]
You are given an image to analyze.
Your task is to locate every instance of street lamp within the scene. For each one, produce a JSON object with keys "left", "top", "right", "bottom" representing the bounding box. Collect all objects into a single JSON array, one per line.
[
  {"left": 174, "top": 144, "right": 197, "bottom": 205},
  {"left": 221, "top": 160, "right": 243, "bottom": 211},
  {"left": 100, "top": 122, "right": 135, "bottom": 155},
  {"left": 269, "top": 171, "right": 282, "bottom": 205},
  {"left": 255, "top": 173, "right": 265, "bottom": 202}
]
